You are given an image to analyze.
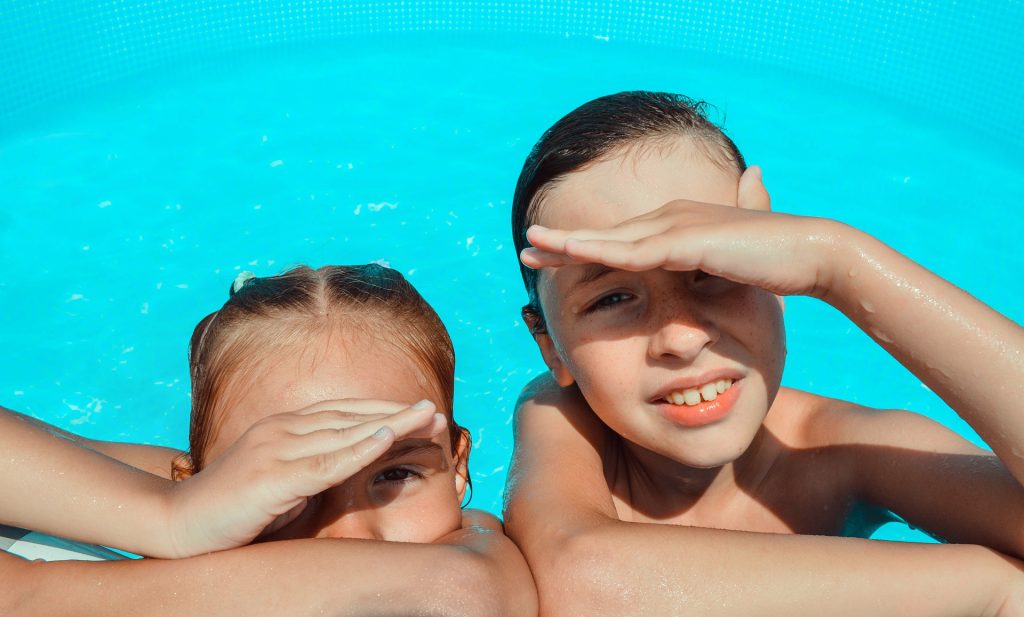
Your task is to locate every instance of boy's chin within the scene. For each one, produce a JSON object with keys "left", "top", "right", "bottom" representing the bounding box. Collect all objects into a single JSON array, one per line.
[{"left": 669, "top": 449, "right": 743, "bottom": 470}]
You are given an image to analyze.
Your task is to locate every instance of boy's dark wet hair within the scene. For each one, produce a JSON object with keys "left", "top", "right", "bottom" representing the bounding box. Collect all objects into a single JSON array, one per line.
[{"left": 511, "top": 91, "right": 747, "bottom": 331}]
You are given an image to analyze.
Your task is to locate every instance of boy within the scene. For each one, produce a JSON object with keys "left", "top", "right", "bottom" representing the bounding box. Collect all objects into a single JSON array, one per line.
[{"left": 504, "top": 91, "right": 1024, "bottom": 616}]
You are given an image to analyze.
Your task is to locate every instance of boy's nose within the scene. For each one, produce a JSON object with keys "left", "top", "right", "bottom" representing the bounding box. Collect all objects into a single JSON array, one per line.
[{"left": 646, "top": 311, "right": 719, "bottom": 364}]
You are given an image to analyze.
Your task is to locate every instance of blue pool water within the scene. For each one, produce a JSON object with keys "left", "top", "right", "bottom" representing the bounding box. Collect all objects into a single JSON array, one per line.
[{"left": 1, "top": 30, "right": 1022, "bottom": 541}]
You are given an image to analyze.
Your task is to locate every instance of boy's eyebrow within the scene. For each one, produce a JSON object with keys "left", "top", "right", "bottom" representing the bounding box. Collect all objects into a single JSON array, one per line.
[
  {"left": 377, "top": 440, "right": 446, "bottom": 465},
  {"left": 568, "top": 264, "right": 616, "bottom": 291}
]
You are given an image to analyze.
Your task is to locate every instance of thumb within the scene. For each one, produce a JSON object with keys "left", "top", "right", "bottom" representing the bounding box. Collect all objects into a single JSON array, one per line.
[
  {"left": 260, "top": 497, "right": 309, "bottom": 537},
  {"left": 738, "top": 165, "right": 771, "bottom": 212}
]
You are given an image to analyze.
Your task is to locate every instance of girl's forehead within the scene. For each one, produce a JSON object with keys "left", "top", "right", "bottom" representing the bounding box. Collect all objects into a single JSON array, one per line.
[
  {"left": 537, "top": 140, "right": 739, "bottom": 229},
  {"left": 208, "top": 338, "right": 439, "bottom": 458}
]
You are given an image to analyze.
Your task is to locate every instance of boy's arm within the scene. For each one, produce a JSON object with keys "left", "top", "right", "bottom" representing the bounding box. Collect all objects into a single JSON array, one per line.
[
  {"left": 829, "top": 403, "right": 1024, "bottom": 558},
  {"left": 524, "top": 166, "right": 1024, "bottom": 537},
  {"left": 823, "top": 226, "right": 1024, "bottom": 484},
  {"left": 4, "top": 522, "right": 536, "bottom": 617},
  {"left": 503, "top": 377, "right": 1023, "bottom": 617}
]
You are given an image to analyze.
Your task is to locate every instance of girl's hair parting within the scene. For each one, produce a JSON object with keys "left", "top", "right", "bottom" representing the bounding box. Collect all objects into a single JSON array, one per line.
[
  {"left": 511, "top": 91, "right": 747, "bottom": 331},
  {"left": 174, "top": 264, "right": 469, "bottom": 492}
]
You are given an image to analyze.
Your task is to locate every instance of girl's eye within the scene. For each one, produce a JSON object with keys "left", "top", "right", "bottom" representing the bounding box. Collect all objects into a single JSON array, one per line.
[
  {"left": 587, "top": 292, "right": 634, "bottom": 313},
  {"left": 374, "top": 467, "right": 421, "bottom": 484}
]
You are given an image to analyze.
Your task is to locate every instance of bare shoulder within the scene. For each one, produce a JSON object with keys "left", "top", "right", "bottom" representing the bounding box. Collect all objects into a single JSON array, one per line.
[
  {"left": 513, "top": 373, "right": 611, "bottom": 448},
  {"left": 766, "top": 387, "right": 984, "bottom": 455}
]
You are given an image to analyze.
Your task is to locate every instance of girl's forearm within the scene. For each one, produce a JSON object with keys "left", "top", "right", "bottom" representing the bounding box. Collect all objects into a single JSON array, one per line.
[
  {"left": 0, "top": 407, "right": 180, "bottom": 557},
  {"left": 6, "top": 534, "right": 529, "bottom": 617},
  {"left": 820, "top": 226, "right": 1024, "bottom": 482}
]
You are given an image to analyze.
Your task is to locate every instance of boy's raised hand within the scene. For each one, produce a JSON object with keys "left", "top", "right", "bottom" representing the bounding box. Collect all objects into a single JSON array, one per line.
[
  {"left": 163, "top": 398, "right": 445, "bottom": 558},
  {"left": 521, "top": 165, "right": 848, "bottom": 299}
]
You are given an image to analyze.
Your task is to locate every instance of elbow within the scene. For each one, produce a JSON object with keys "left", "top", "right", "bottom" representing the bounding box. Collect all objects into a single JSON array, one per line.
[
  {"left": 527, "top": 528, "right": 634, "bottom": 617},
  {"left": 441, "top": 540, "right": 538, "bottom": 617},
  {"left": 1, "top": 557, "right": 49, "bottom": 617}
]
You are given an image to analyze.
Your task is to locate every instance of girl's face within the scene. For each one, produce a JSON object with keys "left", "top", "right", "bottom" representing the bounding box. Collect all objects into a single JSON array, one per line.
[
  {"left": 532, "top": 139, "right": 786, "bottom": 469},
  {"left": 206, "top": 330, "right": 467, "bottom": 543}
]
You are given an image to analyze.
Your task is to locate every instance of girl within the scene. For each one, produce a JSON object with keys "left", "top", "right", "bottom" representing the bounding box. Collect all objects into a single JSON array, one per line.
[
  {"left": 504, "top": 91, "right": 1024, "bottom": 616},
  {"left": 3, "top": 264, "right": 536, "bottom": 616}
]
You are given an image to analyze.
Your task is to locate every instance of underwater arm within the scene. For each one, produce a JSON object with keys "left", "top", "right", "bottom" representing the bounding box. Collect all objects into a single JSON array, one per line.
[
  {"left": 503, "top": 377, "right": 1024, "bottom": 617},
  {"left": 3, "top": 531, "right": 533, "bottom": 617}
]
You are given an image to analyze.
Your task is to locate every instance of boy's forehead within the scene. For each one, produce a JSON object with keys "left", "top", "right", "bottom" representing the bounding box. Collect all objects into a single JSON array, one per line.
[{"left": 537, "top": 139, "right": 740, "bottom": 229}]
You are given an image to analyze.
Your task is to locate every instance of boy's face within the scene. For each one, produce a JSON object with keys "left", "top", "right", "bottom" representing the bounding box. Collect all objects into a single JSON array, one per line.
[
  {"left": 532, "top": 138, "right": 786, "bottom": 469},
  {"left": 207, "top": 330, "right": 467, "bottom": 544}
]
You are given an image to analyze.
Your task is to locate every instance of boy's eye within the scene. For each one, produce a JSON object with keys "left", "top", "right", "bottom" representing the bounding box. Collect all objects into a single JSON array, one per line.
[
  {"left": 374, "top": 467, "right": 421, "bottom": 484},
  {"left": 586, "top": 292, "right": 634, "bottom": 313},
  {"left": 692, "top": 270, "right": 735, "bottom": 295}
]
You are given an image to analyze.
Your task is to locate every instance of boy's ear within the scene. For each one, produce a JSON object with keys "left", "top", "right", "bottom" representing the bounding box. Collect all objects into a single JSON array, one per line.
[
  {"left": 523, "top": 307, "right": 575, "bottom": 387},
  {"left": 453, "top": 428, "right": 471, "bottom": 502},
  {"left": 738, "top": 165, "right": 771, "bottom": 212},
  {"left": 535, "top": 333, "right": 576, "bottom": 387}
]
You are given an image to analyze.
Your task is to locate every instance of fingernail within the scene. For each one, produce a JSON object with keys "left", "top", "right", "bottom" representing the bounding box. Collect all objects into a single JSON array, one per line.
[
  {"left": 373, "top": 426, "right": 393, "bottom": 440},
  {"left": 412, "top": 400, "right": 433, "bottom": 411},
  {"left": 529, "top": 224, "right": 549, "bottom": 232},
  {"left": 751, "top": 165, "right": 763, "bottom": 179},
  {"left": 433, "top": 412, "right": 447, "bottom": 427}
]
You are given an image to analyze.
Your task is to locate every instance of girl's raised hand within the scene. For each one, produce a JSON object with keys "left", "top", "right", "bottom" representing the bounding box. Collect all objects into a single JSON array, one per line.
[
  {"left": 521, "top": 166, "right": 851, "bottom": 299},
  {"left": 163, "top": 398, "right": 445, "bottom": 558}
]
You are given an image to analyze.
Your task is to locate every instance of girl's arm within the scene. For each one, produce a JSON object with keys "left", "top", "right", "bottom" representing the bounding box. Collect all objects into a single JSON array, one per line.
[
  {"left": 503, "top": 377, "right": 1023, "bottom": 617},
  {"left": 0, "top": 400, "right": 448, "bottom": 558},
  {"left": 1, "top": 406, "right": 181, "bottom": 478},
  {"left": 4, "top": 520, "right": 536, "bottom": 617}
]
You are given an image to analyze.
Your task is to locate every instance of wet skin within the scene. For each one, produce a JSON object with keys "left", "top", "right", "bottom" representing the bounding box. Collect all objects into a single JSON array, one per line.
[{"left": 205, "top": 329, "right": 467, "bottom": 543}]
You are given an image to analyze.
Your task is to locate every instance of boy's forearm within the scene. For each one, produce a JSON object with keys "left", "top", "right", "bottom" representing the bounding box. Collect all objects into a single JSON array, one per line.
[
  {"left": 7, "top": 536, "right": 527, "bottom": 617},
  {"left": 528, "top": 517, "right": 1019, "bottom": 617},
  {"left": 821, "top": 226, "right": 1024, "bottom": 482}
]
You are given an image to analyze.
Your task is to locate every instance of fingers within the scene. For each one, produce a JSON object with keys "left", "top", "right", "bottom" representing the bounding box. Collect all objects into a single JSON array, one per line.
[
  {"left": 293, "top": 398, "right": 409, "bottom": 416},
  {"left": 520, "top": 247, "right": 578, "bottom": 269},
  {"left": 738, "top": 165, "right": 771, "bottom": 212},
  {"left": 526, "top": 219, "right": 662, "bottom": 254},
  {"left": 561, "top": 237, "right": 697, "bottom": 272},
  {"left": 282, "top": 402, "right": 444, "bottom": 461}
]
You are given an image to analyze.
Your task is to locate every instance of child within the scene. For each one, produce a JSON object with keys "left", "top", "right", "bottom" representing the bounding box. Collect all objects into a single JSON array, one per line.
[
  {"left": 503, "top": 91, "right": 1024, "bottom": 616},
  {"left": 2, "top": 264, "right": 536, "bottom": 616}
]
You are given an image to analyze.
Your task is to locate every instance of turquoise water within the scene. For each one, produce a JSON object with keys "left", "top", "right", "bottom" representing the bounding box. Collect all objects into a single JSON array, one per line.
[{"left": 1, "top": 36, "right": 1022, "bottom": 534}]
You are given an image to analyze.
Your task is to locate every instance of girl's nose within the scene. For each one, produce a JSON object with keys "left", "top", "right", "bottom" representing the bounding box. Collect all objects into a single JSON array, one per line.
[{"left": 324, "top": 510, "right": 381, "bottom": 541}]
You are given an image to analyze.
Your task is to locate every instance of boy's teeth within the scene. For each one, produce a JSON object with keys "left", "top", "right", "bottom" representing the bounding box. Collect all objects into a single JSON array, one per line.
[{"left": 664, "top": 378, "right": 734, "bottom": 406}]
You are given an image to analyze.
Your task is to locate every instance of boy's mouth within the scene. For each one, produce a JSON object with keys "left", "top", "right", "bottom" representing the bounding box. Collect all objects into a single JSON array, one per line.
[{"left": 657, "top": 378, "right": 734, "bottom": 406}]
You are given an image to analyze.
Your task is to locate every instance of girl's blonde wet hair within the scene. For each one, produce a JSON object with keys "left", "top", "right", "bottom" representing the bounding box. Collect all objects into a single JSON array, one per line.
[{"left": 173, "top": 264, "right": 468, "bottom": 486}]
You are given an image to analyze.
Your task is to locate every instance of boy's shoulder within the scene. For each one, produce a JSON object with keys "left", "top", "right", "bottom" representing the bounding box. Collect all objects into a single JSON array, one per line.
[{"left": 768, "top": 386, "right": 962, "bottom": 452}]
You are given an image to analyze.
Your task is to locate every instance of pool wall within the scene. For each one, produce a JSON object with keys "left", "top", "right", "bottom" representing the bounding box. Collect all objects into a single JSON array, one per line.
[{"left": 1, "top": 0, "right": 1022, "bottom": 148}]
